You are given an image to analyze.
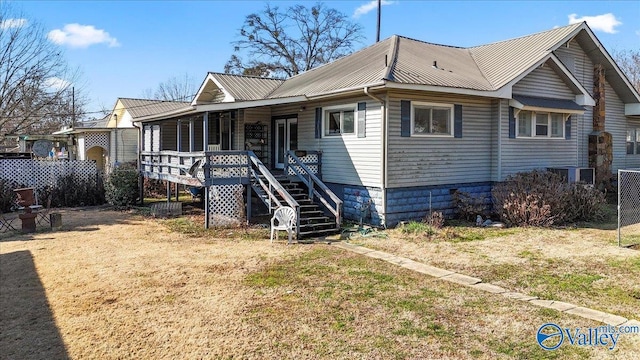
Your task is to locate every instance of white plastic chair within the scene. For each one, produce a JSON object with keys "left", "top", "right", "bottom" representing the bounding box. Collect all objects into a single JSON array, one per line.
[{"left": 270, "top": 206, "right": 296, "bottom": 244}]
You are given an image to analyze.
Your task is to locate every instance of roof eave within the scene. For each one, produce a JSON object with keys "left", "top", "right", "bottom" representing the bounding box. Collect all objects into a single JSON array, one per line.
[
  {"left": 385, "top": 81, "right": 512, "bottom": 99},
  {"left": 134, "top": 106, "right": 198, "bottom": 123}
]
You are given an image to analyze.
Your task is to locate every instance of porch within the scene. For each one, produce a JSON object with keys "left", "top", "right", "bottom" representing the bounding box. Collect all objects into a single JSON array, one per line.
[{"left": 139, "top": 149, "right": 342, "bottom": 238}]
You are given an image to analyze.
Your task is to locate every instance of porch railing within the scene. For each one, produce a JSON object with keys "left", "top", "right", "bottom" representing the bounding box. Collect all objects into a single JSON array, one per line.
[
  {"left": 247, "top": 151, "right": 300, "bottom": 236},
  {"left": 285, "top": 151, "right": 342, "bottom": 228}
]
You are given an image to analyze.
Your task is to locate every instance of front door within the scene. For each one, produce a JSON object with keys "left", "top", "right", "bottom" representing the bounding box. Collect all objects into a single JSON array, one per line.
[{"left": 274, "top": 118, "right": 298, "bottom": 169}]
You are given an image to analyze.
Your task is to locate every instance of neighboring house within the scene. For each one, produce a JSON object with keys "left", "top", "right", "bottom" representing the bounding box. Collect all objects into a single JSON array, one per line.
[
  {"left": 134, "top": 22, "right": 640, "bottom": 233},
  {"left": 57, "top": 98, "right": 189, "bottom": 173}
]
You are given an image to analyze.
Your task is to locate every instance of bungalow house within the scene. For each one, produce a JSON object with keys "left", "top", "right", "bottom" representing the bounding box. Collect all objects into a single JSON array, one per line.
[
  {"left": 57, "top": 98, "right": 189, "bottom": 173},
  {"left": 134, "top": 22, "right": 640, "bottom": 237}
]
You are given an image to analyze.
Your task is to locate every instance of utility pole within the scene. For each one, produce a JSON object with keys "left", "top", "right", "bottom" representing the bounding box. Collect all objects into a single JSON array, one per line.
[
  {"left": 376, "top": 0, "right": 381, "bottom": 42},
  {"left": 71, "top": 86, "right": 76, "bottom": 128}
]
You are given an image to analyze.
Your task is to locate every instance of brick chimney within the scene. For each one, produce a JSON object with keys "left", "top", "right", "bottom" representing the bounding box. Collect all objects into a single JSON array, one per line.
[{"left": 588, "top": 64, "right": 613, "bottom": 189}]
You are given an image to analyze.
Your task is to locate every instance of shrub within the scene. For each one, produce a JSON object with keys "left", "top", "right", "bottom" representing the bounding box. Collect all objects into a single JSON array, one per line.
[
  {"left": 424, "top": 211, "right": 445, "bottom": 229},
  {"left": 105, "top": 165, "right": 139, "bottom": 208},
  {"left": 144, "top": 178, "right": 168, "bottom": 199},
  {"left": 0, "top": 179, "right": 19, "bottom": 212},
  {"left": 452, "top": 191, "right": 488, "bottom": 221},
  {"left": 492, "top": 170, "right": 606, "bottom": 227},
  {"left": 49, "top": 174, "right": 105, "bottom": 207}
]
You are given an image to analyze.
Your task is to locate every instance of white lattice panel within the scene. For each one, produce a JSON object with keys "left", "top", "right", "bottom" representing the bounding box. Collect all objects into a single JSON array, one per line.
[
  {"left": 208, "top": 184, "right": 245, "bottom": 226},
  {"left": 208, "top": 153, "right": 248, "bottom": 179},
  {"left": 0, "top": 160, "right": 99, "bottom": 188},
  {"left": 84, "top": 133, "right": 109, "bottom": 151},
  {"left": 287, "top": 153, "right": 319, "bottom": 176}
]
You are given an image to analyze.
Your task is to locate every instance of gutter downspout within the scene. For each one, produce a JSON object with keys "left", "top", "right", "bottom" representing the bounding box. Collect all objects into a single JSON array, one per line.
[
  {"left": 133, "top": 120, "right": 144, "bottom": 205},
  {"left": 364, "top": 87, "right": 387, "bottom": 227}
]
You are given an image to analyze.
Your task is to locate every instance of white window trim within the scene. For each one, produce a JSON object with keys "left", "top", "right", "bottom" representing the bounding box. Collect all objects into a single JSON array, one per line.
[
  {"left": 322, "top": 103, "right": 357, "bottom": 137},
  {"left": 410, "top": 101, "right": 454, "bottom": 137},
  {"left": 515, "top": 110, "right": 567, "bottom": 139}
]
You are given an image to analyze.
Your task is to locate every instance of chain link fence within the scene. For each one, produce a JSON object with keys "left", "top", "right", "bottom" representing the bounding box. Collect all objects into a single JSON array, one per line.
[{"left": 618, "top": 169, "right": 640, "bottom": 247}]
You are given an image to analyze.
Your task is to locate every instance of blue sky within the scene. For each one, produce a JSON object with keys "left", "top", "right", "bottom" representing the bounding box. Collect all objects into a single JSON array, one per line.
[{"left": 8, "top": 0, "right": 640, "bottom": 118}]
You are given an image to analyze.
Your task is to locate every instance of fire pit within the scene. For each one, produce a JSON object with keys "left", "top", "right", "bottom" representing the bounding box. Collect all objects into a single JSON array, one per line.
[{"left": 14, "top": 187, "right": 37, "bottom": 233}]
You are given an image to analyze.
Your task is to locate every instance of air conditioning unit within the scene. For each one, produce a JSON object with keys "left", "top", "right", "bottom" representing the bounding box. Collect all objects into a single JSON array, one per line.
[{"left": 547, "top": 167, "right": 595, "bottom": 185}]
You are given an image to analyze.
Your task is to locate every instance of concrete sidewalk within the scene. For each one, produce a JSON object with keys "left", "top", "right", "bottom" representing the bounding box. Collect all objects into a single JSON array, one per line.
[{"left": 333, "top": 241, "right": 640, "bottom": 329}]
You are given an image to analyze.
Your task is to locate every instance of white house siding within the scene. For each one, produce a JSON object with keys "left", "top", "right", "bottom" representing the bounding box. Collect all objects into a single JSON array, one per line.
[
  {"left": 77, "top": 136, "right": 85, "bottom": 160},
  {"left": 386, "top": 91, "right": 493, "bottom": 188},
  {"left": 272, "top": 97, "right": 383, "bottom": 188},
  {"left": 604, "top": 82, "right": 633, "bottom": 172},
  {"left": 119, "top": 111, "right": 134, "bottom": 128}
]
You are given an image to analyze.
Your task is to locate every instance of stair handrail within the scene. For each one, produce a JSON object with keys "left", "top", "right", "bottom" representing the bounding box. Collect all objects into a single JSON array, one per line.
[
  {"left": 286, "top": 151, "right": 342, "bottom": 228},
  {"left": 247, "top": 151, "right": 301, "bottom": 236}
]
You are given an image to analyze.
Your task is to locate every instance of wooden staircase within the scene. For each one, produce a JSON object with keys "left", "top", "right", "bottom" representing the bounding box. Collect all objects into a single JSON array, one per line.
[{"left": 252, "top": 174, "right": 339, "bottom": 238}]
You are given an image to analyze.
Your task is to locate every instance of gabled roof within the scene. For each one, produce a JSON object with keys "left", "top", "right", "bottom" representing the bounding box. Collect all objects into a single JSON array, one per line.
[
  {"left": 118, "top": 98, "right": 191, "bottom": 119},
  {"left": 192, "top": 73, "right": 284, "bottom": 105},
  {"left": 469, "top": 23, "right": 583, "bottom": 89},
  {"left": 172, "top": 22, "right": 639, "bottom": 121}
]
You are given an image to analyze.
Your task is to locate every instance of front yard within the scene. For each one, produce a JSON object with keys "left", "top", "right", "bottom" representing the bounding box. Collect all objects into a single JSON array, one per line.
[{"left": 1, "top": 207, "right": 639, "bottom": 359}]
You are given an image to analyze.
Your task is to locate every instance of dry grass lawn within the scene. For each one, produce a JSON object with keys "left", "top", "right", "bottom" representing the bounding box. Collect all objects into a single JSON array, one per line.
[{"left": 1, "top": 207, "right": 639, "bottom": 359}]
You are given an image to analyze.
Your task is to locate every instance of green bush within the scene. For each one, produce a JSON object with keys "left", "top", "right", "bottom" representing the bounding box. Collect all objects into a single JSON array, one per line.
[
  {"left": 492, "top": 170, "right": 606, "bottom": 227},
  {"left": 105, "top": 165, "right": 139, "bottom": 208},
  {"left": 48, "top": 174, "right": 105, "bottom": 207}
]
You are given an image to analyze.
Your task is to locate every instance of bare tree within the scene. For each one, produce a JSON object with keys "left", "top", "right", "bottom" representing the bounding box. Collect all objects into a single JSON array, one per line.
[
  {"left": 141, "top": 73, "right": 197, "bottom": 101},
  {"left": 0, "top": 4, "right": 84, "bottom": 140},
  {"left": 225, "top": 3, "right": 363, "bottom": 78},
  {"left": 613, "top": 49, "right": 640, "bottom": 93}
]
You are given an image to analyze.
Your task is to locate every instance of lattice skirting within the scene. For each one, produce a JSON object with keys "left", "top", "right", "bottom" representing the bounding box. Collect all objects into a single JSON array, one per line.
[{"left": 208, "top": 184, "right": 245, "bottom": 227}]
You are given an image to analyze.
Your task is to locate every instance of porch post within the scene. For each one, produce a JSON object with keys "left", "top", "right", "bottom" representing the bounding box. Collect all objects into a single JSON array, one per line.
[
  {"left": 166, "top": 180, "right": 171, "bottom": 203},
  {"left": 203, "top": 112, "right": 209, "bottom": 150},
  {"left": 174, "top": 182, "right": 179, "bottom": 202},
  {"left": 204, "top": 187, "right": 210, "bottom": 229},
  {"left": 189, "top": 118, "right": 195, "bottom": 152},
  {"left": 176, "top": 120, "right": 182, "bottom": 152}
]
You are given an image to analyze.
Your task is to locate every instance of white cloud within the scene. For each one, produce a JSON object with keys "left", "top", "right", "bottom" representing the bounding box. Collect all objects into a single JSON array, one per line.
[
  {"left": 353, "top": 0, "right": 395, "bottom": 19},
  {"left": 48, "top": 23, "right": 120, "bottom": 48},
  {"left": 0, "top": 18, "right": 27, "bottom": 29},
  {"left": 45, "top": 77, "right": 71, "bottom": 91},
  {"left": 568, "top": 13, "right": 622, "bottom": 34}
]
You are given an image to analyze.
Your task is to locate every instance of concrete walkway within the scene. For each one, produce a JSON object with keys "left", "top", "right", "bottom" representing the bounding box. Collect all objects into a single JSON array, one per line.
[{"left": 333, "top": 241, "right": 640, "bottom": 328}]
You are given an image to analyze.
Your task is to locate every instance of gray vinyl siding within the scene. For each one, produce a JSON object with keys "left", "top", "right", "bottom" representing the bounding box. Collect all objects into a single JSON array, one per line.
[
  {"left": 555, "top": 40, "right": 634, "bottom": 172},
  {"left": 502, "top": 64, "right": 579, "bottom": 176},
  {"left": 161, "top": 121, "right": 177, "bottom": 151},
  {"left": 272, "top": 97, "right": 383, "bottom": 188},
  {"left": 387, "top": 91, "right": 493, "bottom": 188},
  {"left": 110, "top": 128, "right": 138, "bottom": 164},
  {"left": 512, "top": 64, "right": 575, "bottom": 99},
  {"left": 500, "top": 104, "right": 578, "bottom": 177},
  {"left": 242, "top": 107, "right": 272, "bottom": 164},
  {"left": 555, "top": 40, "right": 594, "bottom": 168}
]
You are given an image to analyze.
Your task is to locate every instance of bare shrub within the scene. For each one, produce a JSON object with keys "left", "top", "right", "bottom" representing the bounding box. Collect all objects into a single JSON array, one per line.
[
  {"left": 492, "top": 170, "right": 606, "bottom": 227},
  {"left": 452, "top": 191, "right": 487, "bottom": 221},
  {"left": 424, "top": 211, "right": 444, "bottom": 229}
]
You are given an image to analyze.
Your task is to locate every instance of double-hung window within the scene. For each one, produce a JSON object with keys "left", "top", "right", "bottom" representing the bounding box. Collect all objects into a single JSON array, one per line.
[
  {"left": 517, "top": 110, "right": 565, "bottom": 138},
  {"left": 627, "top": 128, "right": 640, "bottom": 155},
  {"left": 324, "top": 105, "right": 355, "bottom": 136},
  {"left": 411, "top": 102, "right": 453, "bottom": 136}
]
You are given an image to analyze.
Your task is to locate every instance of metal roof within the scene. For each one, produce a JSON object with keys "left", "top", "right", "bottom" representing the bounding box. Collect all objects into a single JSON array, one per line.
[
  {"left": 469, "top": 23, "right": 583, "bottom": 89},
  {"left": 118, "top": 98, "right": 191, "bottom": 119},
  {"left": 209, "top": 73, "right": 284, "bottom": 101}
]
